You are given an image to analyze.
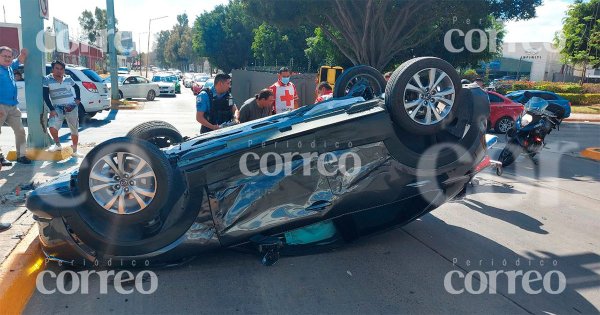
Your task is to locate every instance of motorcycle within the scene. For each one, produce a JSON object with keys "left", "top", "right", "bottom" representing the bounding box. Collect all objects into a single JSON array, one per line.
[{"left": 498, "top": 97, "right": 567, "bottom": 167}]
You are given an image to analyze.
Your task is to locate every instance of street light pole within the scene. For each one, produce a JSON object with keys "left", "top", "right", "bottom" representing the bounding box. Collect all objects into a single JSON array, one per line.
[{"left": 146, "top": 16, "right": 167, "bottom": 78}]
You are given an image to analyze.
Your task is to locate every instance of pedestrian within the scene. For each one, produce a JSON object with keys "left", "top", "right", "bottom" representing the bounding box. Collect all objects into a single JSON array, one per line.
[
  {"left": 0, "top": 46, "right": 31, "bottom": 167},
  {"left": 238, "top": 89, "right": 275, "bottom": 123},
  {"left": 384, "top": 71, "right": 392, "bottom": 81},
  {"left": 43, "top": 60, "right": 84, "bottom": 157},
  {"left": 196, "top": 73, "right": 238, "bottom": 133},
  {"left": 14, "top": 70, "right": 23, "bottom": 81},
  {"left": 270, "top": 67, "right": 299, "bottom": 114},
  {"left": 315, "top": 82, "right": 333, "bottom": 103}
]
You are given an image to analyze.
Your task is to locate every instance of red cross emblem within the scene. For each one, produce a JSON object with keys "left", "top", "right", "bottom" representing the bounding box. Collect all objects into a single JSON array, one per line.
[{"left": 280, "top": 89, "right": 295, "bottom": 107}]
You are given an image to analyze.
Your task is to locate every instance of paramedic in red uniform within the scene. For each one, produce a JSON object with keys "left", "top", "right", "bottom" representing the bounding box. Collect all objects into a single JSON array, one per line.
[{"left": 269, "top": 67, "right": 299, "bottom": 114}]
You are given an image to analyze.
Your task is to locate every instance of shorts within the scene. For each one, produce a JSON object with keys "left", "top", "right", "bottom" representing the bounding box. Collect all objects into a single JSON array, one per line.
[{"left": 49, "top": 105, "right": 79, "bottom": 135}]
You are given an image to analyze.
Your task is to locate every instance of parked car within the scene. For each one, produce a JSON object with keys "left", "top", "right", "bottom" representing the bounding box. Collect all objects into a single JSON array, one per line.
[
  {"left": 105, "top": 75, "right": 160, "bottom": 101},
  {"left": 487, "top": 91, "right": 524, "bottom": 133},
  {"left": 192, "top": 75, "right": 211, "bottom": 95},
  {"left": 505, "top": 90, "right": 571, "bottom": 118},
  {"left": 26, "top": 58, "right": 490, "bottom": 266},
  {"left": 151, "top": 74, "right": 177, "bottom": 96},
  {"left": 117, "top": 67, "right": 130, "bottom": 75},
  {"left": 17, "top": 64, "right": 110, "bottom": 122}
]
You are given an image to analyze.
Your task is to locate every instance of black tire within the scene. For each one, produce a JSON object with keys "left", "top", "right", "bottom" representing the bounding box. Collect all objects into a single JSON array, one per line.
[
  {"left": 333, "top": 65, "right": 387, "bottom": 100},
  {"left": 118, "top": 90, "right": 123, "bottom": 99},
  {"left": 77, "top": 137, "right": 174, "bottom": 225},
  {"left": 494, "top": 116, "right": 514, "bottom": 134},
  {"left": 385, "top": 57, "right": 461, "bottom": 135},
  {"left": 383, "top": 86, "right": 490, "bottom": 174},
  {"left": 88, "top": 112, "right": 97, "bottom": 118},
  {"left": 146, "top": 89, "right": 156, "bottom": 101},
  {"left": 126, "top": 120, "right": 183, "bottom": 148},
  {"left": 498, "top": 140, "right": 519, "bottom": 167},
  {"left": 77, "top": 104, "right": 87, "bottom": 126}
]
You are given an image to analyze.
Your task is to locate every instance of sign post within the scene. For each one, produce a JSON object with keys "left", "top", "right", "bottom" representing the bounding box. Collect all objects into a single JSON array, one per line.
[{"left": 21, "top": 0, "right": 51, "bottom": 149}]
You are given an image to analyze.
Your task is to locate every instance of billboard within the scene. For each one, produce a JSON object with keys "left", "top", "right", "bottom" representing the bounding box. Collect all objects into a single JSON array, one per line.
[
  {"left": 119, "top": 31, "right": 133, "bottom": 54},
  {"left": 53, "top": 18, "right": 70, "bottom": 53}
]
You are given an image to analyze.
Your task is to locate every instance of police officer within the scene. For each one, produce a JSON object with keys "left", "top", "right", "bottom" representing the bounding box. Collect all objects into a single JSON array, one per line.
[{"left": 195, "top": 73, "right": 238, "bottom": 133}]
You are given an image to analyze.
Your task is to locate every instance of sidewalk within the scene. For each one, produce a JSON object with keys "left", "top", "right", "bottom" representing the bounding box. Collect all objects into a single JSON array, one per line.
[
  {"left": 0, "top": 144, "right": 93, "bottom": 268},
  {"left": 565, "top": 113, "right": 600, "bottom": 122}
]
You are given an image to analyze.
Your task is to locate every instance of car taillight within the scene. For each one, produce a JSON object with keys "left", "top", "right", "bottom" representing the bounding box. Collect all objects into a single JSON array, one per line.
[
  {"left": 474, "top": 155, "right": 491, "bottom": 173},
  {"left": 534, "top": 136, "right": 542, "bottom": 143},
  {"left": 82, "top": 82, "right": 98, "bottom": 93}
]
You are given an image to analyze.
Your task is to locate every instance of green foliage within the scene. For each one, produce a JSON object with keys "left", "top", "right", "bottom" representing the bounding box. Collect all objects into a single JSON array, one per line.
[
  {"left": 78, "top": 7, "right": 117, "bottom": 45},
  {"left": 154, "top": 30, "right": 171, "bottom": 68},
  {"left": 192, "top": 1, "right": 256, "bottom": 72},
  {"left": 462, "top": 69, "right": 479, "bottom": 81},
  {"left": 243, "top": 0, "right": 541, "bottom": 71},
  {"left": 558, "top": 93, "right": 600, "bottom": 105},
  {"left": 493, "top": 80, "right": 599, "bottom": 95},
  {"left": 558, "top": 0, "right": 600, "bottom": 72},
  {"left": 305, "top": 27, "right": 352, "bottom": 70},
  {"left": 250, "top": 23, "right": 312, "bottom": 70}
]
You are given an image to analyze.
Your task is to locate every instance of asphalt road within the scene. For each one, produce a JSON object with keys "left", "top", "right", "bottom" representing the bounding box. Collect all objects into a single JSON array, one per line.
[{"left": 14, "top": 88, "right": 600, "bottom": 314}]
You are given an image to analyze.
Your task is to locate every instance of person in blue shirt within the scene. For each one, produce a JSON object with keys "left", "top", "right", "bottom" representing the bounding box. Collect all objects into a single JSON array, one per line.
[
  {"left": 0, "top": 46, "right": 30, "bottom": 232},
  {"left": 0, "top": 46, "right": 31, "bottom": 169},
  {"left": 195, "top": 73, "right": 238, "bottom": 133}
]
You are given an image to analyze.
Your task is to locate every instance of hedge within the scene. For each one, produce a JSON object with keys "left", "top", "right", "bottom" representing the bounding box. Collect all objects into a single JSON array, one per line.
[
  {"left": 557, "top": 93, "right": 600, "bottom": 106},
  {"left": 493, "top": 81, "right": 598, "bottom": 95}
]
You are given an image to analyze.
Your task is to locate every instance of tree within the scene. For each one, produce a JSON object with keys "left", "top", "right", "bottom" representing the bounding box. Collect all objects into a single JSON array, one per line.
[
  {"left": 78, "top": 7, "right": 117, "bottom": 45},
  {"left": 243, "top": 0, "right": 541, "bottom": 71},
  {"left": 192, "top": 0, "right": 256, "bottom": 72},
  {"left": 154, "top": 30, "right": 171, "bottom": 68},
  {"left": 558, "top": 0, "right": 600, "bottom": 83},
  {"left": 251, "top": 23, "right": 312, "bottom": 70},
  {"left": 305, "top": 27, "right": 352, "bottom": 70}
]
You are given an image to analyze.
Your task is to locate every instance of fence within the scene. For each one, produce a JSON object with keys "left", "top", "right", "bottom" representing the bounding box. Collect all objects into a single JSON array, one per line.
[{"left": 552, "top": 72, "right": 600, "bottom": 83}]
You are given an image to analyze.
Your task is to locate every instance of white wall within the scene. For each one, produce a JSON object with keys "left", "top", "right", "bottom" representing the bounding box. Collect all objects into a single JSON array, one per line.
[{"left": 502, "top": 42, "right": 563, "bottom": 81}]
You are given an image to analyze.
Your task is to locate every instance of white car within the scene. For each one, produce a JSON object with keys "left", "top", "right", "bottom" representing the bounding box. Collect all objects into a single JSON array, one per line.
[
  {"left": 151, "top": 74, "right": 177, "bottom": 96},
  {"left": 183, "top": 73, "right": 195, "bottom": 88},
  {"left": 117, "top": 67, "right": 130, "bottom": 75},
  {"left": 17, "top": 64, "right": 110, "bottom": 121},
  {"left": 105, "top": 75, "right": 160, "bottom": 101}
]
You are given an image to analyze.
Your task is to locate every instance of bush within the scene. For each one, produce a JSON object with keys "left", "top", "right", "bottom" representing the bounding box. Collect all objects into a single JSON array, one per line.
[
  {"left": 583, "top": 83, "right": 600, "bottom": 94},
  {"left": 557, "top": 93, "right": 600, "bottom": 105}
]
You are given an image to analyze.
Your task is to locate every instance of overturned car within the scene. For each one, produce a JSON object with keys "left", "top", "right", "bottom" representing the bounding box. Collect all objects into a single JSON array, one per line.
[{"left": 26, "top": 57, "right": 490, "bottom": 266}]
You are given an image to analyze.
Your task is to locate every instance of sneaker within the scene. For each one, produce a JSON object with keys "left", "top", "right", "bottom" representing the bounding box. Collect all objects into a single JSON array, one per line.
[
  {"left": 71, "top": 151, "right": 84, "bottom": 158},
  {"left": 48, "top": 143, "right": 62, "bottom": 152},
  {"left": 0, "top": 158, "right": 12, "bottom": 167},
  {"left": 16, "top": 156, "right": 32, "bottom": 164}
]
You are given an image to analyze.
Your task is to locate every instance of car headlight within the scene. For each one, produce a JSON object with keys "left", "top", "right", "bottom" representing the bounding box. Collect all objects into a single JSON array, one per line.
[{"left": 520, "top": 114, "right": 533, "bottom": 127}]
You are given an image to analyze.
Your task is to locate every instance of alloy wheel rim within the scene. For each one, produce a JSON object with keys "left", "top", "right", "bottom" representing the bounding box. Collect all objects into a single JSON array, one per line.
[
  {"left": 499, "top": 119, "right": 513, "bottom": 133},
  {"left": 89, "top": 152, "right": 157, "bottom": 215},
  {"left": 403, "top": 67, "right": 455, "bottom": 125},
  {"left": 343, "top": 73, "right": 383, "bottom": 97}
]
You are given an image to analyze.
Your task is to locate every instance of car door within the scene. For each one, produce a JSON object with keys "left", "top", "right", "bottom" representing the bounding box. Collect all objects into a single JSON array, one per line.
[
  {"left": 135, "top": 76, "right": 150, "bottom": 97},
  {"left": 121, "top": 76, "right": 136, "bottom": 97}
]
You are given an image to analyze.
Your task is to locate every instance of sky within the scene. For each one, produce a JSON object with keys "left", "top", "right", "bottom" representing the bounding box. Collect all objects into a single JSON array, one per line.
[{"left": 1, "top": 0, "right": 573, "bottom": 50}]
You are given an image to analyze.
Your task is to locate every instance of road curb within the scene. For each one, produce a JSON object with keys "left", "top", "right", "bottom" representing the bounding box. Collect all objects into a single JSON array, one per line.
[
  {"left": 0, "top": 227, "right": 44, "bottom": 314},
  {"left": 581, "top": 147, "right": 600, "bottom": 161},
  {"left": 565, "top": 118, "right": 600, "bottom": 122}
]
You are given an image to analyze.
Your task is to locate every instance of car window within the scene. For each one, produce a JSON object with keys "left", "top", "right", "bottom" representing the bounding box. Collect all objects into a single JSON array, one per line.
[
  {"left": 65, "top": 70, "right": 80, "bottom": 81},
  {"left": 125, "top": 77, "right": 137, "bottom": 84},
  {"left": 137, "top": 77, "right": 149, "bottom": 84},
  {"left": 152, "top": 76, "right": 163, "bottom": 82},
  {"left": 535, "top": 93, "right": 557, "bottom": 100},
  {"left": 487, "top": 93, "right": 503, "bottom": 103},
  {"left": 81, "top": 69, "right": 103, "bottom": 83}
]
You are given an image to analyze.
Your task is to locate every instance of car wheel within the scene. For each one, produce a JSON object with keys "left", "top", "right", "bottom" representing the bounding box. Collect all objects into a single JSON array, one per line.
[
  {"left": 385, "top": 57, "right": 460, "bottom": 135},
  {"left": 126, "top": 120, "right": 183, "bottom": 148},
  {"left": 146, "top": 90, "right": 156, "bottom": 101},
  {"left": 118, "top": 90, "right": 124, "bottom": 99},
  {"left": 333, "top": 65, "right": 387, "bottom": 100},
  {"left": 77, "top": 137, "right": 174, "bottom": 225},
  {"left": 494, "top": 116, "right": 514, "bottom": 134}
]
